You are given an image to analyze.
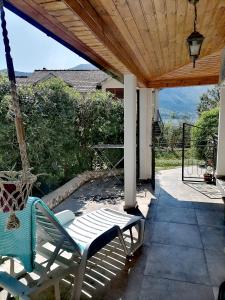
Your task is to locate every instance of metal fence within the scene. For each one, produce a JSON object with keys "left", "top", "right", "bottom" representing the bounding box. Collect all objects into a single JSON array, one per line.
[{"left": 181, "top": 123, "right": 217, "bottom": 182}]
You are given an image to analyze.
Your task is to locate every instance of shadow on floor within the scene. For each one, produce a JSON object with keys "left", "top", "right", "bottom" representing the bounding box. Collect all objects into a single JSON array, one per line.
[{"left": 184, "top": 182, "right": 221, "bottom": 199}]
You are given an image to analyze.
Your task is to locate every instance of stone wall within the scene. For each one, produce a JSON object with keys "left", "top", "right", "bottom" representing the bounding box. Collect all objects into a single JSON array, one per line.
[{"left": 42, "top": 169, "right": 123, "bottom": 209}]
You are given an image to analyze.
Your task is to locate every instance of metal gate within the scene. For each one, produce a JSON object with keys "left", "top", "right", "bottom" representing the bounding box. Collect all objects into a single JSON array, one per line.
[
  {"left": 182, "top": 123, "right": 217, "bottom": 182},
  {"left": 152, "top": 113, "right": 183, "bottom": 188}
]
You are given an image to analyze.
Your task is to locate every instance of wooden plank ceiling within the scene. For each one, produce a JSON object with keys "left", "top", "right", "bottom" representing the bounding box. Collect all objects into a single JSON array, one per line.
[{"left": 6, "top": 0, "right": 225, "bottom": 87}]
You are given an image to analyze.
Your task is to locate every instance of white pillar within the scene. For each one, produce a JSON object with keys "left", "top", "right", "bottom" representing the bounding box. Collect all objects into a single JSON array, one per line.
[
  {"left": 216, "top": 86, "right": 225, "bottom": 177},
  {"left": 124, "top": 74, "right": 137, "bottom": 209},
  {"left": 139, "top": 88, "right": 154, "bottom": 180}
]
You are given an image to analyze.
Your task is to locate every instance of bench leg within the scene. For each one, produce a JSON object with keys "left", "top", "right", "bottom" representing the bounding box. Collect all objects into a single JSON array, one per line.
[
  {"left": 130, "top": 219, "right": 145, "bottom": 255},
  {"left": 54, "top": 281, "right": 61, "bottom": 300},
  {"left": 71, "top": 258, "right": 86, "bottom": 300}
]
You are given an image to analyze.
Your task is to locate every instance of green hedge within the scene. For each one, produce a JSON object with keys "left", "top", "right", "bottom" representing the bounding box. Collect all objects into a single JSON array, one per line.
[
  {"left": 0, "top": 76, "right": 123, "bottom": 193},
  {"left": 191, "top": 107, "right": 219, "bottom": 161}
]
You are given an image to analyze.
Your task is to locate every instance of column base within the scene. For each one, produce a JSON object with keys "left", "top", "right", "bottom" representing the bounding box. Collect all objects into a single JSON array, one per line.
[
  {"left": 123, "top": 202, "right": 139, "bottom": 214},
  {"left": 138, "top": 178, "right": 152, "bottom": 184}
]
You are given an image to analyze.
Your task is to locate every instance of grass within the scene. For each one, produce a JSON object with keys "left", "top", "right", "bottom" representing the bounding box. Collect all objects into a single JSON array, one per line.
[
  {"left": 155, "top": 150, "right": 192, "bottom": 171},
  {"left": 156, "top": 158, "right": 182, "bottom": 170}
]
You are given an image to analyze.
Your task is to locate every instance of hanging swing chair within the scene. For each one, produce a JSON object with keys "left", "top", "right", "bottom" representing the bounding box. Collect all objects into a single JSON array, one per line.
[{"left": 0, "top": 0, "right": 36, "bottom": 230}]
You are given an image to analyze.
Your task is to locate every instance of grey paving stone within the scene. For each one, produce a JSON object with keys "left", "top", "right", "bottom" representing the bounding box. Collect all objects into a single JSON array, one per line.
[
  {"left": 154, "top": 205, "right": 197, "bottom": 224},
  {"left": 144, "top": 222, "right": 155, "bottom": 246},
  {"left": 193, "top": 201, "right": 224, "bottom": 212},
  {"left": 196, "top": 210, "right": 225, "bottom": 227},
  {"left": 205, "top": 249, "right": 225, "bottom": 286},
  {"left": 144, "top": 243, "right": 210, "bottom": 284},
  {"left": 199, "top": 225, "right": 225, "bottom": 251},
  {"left": 102, "top": 246, "right": 149, "bottom": 300},
  {"left": 145, "top": 203, "right": 158, "bottom": 221},
  {"left": 150, "top": 222, "right": 202, "bottom": 248},
  {"left": 159, "top": 193, "right": 193, "bottom": 208},
  {"left": 139, "top": 276, "right": 214, "bottom": 300}
]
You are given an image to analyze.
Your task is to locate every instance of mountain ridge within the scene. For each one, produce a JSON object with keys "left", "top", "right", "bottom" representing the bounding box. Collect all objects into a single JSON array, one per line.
[
  {"left": 0, "top": 69, "right": 32, "bottom": 77},
  {"left": 70, "top": 63, "right": 98, "bottom": 70},
  {"left": 159, "top": 85, "right": 213, "bottom": 121}
]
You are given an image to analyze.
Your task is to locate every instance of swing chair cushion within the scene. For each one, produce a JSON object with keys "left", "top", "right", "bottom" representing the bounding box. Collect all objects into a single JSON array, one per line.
[{"left": 0, "top": 197, "right": 38, "bottom": 272}]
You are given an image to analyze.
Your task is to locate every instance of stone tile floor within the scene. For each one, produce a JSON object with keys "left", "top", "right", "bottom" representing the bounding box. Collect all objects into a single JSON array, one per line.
[
  {"left": 1, "top": 167, "right": 225, "bottom": 300},
  {"left": 57, "top": 167, "right": 225, "bottom": 300},
  {"left": 138, "top": 168, "right": 224, "bottom": 300}
]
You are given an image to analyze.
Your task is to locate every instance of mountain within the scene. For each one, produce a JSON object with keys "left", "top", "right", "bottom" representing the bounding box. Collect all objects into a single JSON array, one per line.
[
  {"left": 70, "top": 63, "right": 98, "bottom": 71},
  {"left": 0, "top": 69, "right": 32, "bottom": 77},
  {"left": 159, "top": 85, "right": 214, "bottom": 121},
  {"left": 15, "top": 71, "right": 32, "bottom": 77}
]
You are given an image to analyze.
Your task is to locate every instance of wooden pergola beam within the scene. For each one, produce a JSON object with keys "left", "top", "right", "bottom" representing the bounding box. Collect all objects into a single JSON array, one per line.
[
  {"left": 6, "top": 0, "right": 123, "bottom": 81},
  {"left": 148, "top": 75, "right": 219, "bottom": 88},
  {"left": 63, "top": 0, "right": 148, "bottom": 86},
  {"left": 6, "top": 0, "right": 222, "bottom": 88}
]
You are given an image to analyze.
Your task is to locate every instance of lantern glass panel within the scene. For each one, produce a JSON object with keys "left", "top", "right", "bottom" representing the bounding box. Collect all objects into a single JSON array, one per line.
[{"left": 190, "top": 40, "right": 201, "bottom": 56}]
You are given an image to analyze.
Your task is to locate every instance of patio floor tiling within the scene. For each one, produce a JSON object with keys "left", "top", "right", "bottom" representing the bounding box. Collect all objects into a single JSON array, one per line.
[
  {"left": 58, "top": 167, "right": 225, "bottom": 300},
  {"left": 138, "top": 168, "right": 224, "bottom": 300},
  {"left": 1, "top": 168, "right": 224, "bottom": 300}
]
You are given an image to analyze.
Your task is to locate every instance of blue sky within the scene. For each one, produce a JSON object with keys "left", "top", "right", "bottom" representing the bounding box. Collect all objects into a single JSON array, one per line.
[{"left": 0, "top": 8, "right": 87, "bottom": 72}]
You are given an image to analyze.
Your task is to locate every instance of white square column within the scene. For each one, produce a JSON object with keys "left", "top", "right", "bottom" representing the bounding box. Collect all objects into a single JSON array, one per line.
[
  {"left": 139, "top": 88, "right": 154, "bottom": 180},
  {"left": 124, "top": 74, "right": 137, "bottom": 209},
  {"left": 216, "top": 86, "right": 225, "bottom": 177}
]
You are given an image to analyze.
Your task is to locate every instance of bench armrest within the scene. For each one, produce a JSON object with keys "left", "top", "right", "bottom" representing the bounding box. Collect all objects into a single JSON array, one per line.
[{"left": 55, "top": 210, "right": 75, "bottom": 226}]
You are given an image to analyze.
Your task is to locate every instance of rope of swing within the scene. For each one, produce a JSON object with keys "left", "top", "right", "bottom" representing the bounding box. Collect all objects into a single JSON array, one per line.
[{"left": 0, "top": 0, "right": 30, "bottom": 173}]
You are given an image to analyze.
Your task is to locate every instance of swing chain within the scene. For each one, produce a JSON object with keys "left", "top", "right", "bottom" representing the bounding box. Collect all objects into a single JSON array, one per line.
[{"left": 0, "top": 0, "right": 16, "bottom": 83}]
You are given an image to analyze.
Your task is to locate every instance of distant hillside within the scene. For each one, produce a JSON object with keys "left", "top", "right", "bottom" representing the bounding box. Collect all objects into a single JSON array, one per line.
[
  {"left": 70, "top": 63, "right": 98, "bottom": 71},
  {"left": 159, "top": 85, "right": 214, "bottom": 121},
  {"left": 0, "top": 69, "right": 32, "bottom": 77}
]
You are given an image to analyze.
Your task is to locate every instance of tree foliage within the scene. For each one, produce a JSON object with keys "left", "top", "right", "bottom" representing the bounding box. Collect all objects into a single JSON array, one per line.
[
  {"left": 0, "top": 76, "right": 124, "bottom": 193},
  {"left": 162, "top": 121, "right": 183, "bottom": 152},
  {"left": 158, "top": 115, "right": 191, "bottom": 152},
  {"left": 191, "top": 107, "right": 219, "bottom": 160},
  {"left": 197, "top": 87, "right": 220, "bottom": 116}
]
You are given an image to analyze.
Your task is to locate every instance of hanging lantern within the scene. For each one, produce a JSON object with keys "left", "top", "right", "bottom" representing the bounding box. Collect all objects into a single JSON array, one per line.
[
  {"left": 187, "top": 0, "right": 204, "bottom": 68},
  {"left": 187, "top": 31, "right": 204, "bottom": 68}
]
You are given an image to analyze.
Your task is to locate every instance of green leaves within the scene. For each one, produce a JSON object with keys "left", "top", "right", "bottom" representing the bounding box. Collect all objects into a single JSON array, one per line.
[
  {"left": 192, "top": 107, "right": 219, "bottom": 160},
  {"left": 0, "top": 77, "right": 123, "bottom": 192},
  {"left": 197, "top": 87, "right": 220, "bottom": 116}
]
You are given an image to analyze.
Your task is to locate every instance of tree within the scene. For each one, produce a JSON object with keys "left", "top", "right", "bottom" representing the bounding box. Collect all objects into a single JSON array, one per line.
[
  {"left": 160, "top": 114, "right": 192, "bottom": 151},
  {"left": 0, "top": 76, "right": 124, "bottom": 192},
  {"left": 197, "top": 87, "right": 220, "bottom": 116},
  {"left": 192, "top": 107, "right": 219, "bottom": 161}
]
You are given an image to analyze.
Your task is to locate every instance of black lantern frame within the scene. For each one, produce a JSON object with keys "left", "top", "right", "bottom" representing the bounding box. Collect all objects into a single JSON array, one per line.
[
  {"left": 187, "top": 30, "right": 204, "bottom": 68},
  {"left": 187, "top": 0, "right": 204, "bottom": 68}
]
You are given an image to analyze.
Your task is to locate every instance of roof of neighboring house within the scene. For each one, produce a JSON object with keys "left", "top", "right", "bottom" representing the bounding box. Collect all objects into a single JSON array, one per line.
[{"left": 16, "top": 69, "right": 110, "bottom": 92}]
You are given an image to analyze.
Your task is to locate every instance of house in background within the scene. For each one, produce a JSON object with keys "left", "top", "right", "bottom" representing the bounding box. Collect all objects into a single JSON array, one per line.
[
  {"left": 16, "top": 68, "right": 160, "bottom": 143},
  {"left": 16, "top": 68, "right": 124, "bottom": 98},
  {"left": 101, "top": 76, "right": 124, "bottom": 99}
]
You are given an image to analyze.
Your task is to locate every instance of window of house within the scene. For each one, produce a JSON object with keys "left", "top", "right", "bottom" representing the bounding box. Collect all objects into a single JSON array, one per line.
[{"left": 106, "top": 88, "right": 124, "bottom": 99}]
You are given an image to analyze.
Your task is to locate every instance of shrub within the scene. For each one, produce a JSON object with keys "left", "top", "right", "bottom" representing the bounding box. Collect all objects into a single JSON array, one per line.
[
  {"left": 0, "top": 76, "right": 124, "bottom": 192},
  {"left": 191, "top": 107, "right": 219, "bottom": 161}
]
